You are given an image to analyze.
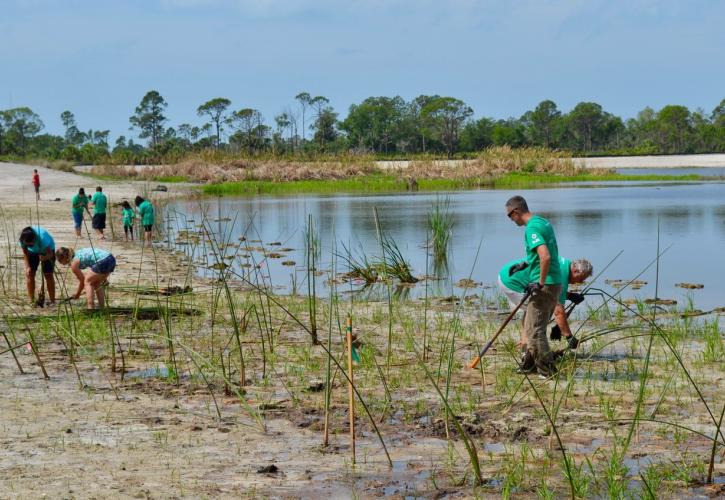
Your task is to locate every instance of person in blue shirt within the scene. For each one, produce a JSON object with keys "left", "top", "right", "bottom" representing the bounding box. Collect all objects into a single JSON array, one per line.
[
  {"left": 19, "top": 226, "right": 56, "bottom": 305},
  {"left": 56, "top": 246, "right": 116, "bottom": 309}
]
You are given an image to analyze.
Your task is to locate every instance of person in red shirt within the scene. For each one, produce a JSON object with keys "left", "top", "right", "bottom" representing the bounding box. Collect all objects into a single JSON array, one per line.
[{"left": 32, "top": 169, "right": 40, "bottom": 201}]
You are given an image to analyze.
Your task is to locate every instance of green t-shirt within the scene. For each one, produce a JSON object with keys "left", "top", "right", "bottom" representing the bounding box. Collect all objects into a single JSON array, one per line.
[
  {"left": 138, "top": 200, "right": 154, "bottom": 225},
  {"left": 71, "top": 194, "right": 89, "bottom": 215},
  {"left": 524, "top": 215, "right": 561, "bottom": 285},
  {"left": 558, "top": 256, "right": 571, "bottom": 304},
  {"left": 122, "top": 207, "right": 135, "bottom": 226},
  {"left": 91, "top": 192, "right": 107, "bottom": 215},
  {"left": 499, "top": 258, "right": 529, "bottom": 293}
]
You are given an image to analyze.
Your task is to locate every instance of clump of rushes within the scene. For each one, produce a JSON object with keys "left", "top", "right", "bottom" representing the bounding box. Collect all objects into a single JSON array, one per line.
[
  {"left": 428, "top": 195, "right": 454, "bottom": 263},
  {"left": 375, "top": 233, "right": 417, "bottom": 284},
  {"left": 338, "top": 243, "right": 378, "bottom": 284}
]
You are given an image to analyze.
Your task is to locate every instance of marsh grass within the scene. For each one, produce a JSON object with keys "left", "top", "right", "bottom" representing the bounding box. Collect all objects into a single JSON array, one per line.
[{"left": 428, "top": 196, "right": 453, "bottom": 264}]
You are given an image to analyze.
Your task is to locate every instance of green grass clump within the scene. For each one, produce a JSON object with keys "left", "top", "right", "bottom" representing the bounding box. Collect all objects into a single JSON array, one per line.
[{"left": 203, "top": 172, "right": 705, "bottom": 196}]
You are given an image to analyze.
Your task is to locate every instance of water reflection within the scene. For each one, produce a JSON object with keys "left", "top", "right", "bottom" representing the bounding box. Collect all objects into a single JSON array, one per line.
[{"left": 167, "top": 181, "right": 725, "bottom": 310}]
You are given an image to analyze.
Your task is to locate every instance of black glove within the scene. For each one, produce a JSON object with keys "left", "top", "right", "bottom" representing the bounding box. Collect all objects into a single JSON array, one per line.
[
  {"left": 567, "top": 335, "right": 580, "bottom": 349},
  {"left": 549, "top": 324, "right": 562, "bottom": 341},
  {"left": 566, "top": 292, "right": 585, "bottom": 305},
  {"left": 508, "top": 261, "right": 529, "bottom": 276},
  {"left": 524, "top": 282, "right": 542, "bottom": 296}
]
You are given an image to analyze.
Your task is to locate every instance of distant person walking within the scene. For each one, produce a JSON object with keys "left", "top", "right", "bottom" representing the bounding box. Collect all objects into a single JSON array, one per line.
[
  {"left": 56, "top": 247, "right": 116, "bottom": 310},
  {"left": 90, "top": 186, "right": 108, "bottom": 240},
  {"left": 121, "top": 200, "right": 136, "bottom": 241},
  {"left": 135, "top": 196, "right": 154, "bottom": 247},
  {"left": 32, "top": 169, "right": 40, "bottom": 201},
  {"left": 19, "top": 226, "right": 56, "bottom": 305},
  {"left": 71, "top": 187, "right": 90, "bottom": 237}
]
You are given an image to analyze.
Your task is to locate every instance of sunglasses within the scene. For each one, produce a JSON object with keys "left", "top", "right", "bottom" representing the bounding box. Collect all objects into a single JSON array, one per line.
[{"left": 507, "top": 208, "right": 517, "bottom": 218}]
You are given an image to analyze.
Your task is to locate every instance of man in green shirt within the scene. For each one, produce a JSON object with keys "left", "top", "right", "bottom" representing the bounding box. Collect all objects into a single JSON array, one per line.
[
  {"left": 71, "top": 187, "right": 89, "bottom": 237},
  {"left": 90, "top": 186, "right": 108, "bottom": 240},
  {"left": 505, "top": 195, "right": 562, "bottom": 377}
]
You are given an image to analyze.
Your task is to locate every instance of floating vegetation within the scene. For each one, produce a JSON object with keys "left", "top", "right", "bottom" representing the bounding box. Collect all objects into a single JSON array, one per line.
[
  {"left": 676, "top": 282, "right": 704, "bottom": 289},
  {"left": 266, "top": 253, "right": 283, "bottom": 259},
  {"left": 454, "top": 278, "right": 479, "bottom": 289},
  {"left": 606, "top": 279, "right": 647, "bottom": 289},
  {"left": 209, "top": 262, "right": 229, "bottom": 271},
  {"left": 281, "top": 261, "right": 296, "bottom": 266},
  {"left": 643, "top": 298, "right": 677, "bottom": 305},
  {"left": 268, "top": 241, "right": 282, "bottom": 246}
]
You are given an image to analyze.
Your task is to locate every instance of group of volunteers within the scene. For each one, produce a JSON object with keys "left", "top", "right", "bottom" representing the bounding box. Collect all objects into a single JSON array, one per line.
[
  {"left": 497, "top": 195, "right": 593, "bottom": 378},
  {"left": 19, "top": 225, "right": 116, "bottom": 310},
  {"left": 21, "top": 174, "right": 156, "bottom": 310},
  {"left": 70, "top": 186, "right": 155, "bottom": 246}
]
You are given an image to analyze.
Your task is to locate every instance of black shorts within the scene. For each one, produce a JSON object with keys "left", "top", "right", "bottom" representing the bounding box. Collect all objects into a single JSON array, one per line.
[
  {"left": 143, "top": 224, "right": 153, "bottom": 232},
  {"left": 92, "top": 213, "right": 106, "bottom": 230},
  {"left": 123, "top": 224, "right": 133, "bottom": 234},
  {"left": 34, "top": 185, "right": 40, "bottom": 193},
  {"left": 28, "top": 253, "right": 55, "bottom": 274}
]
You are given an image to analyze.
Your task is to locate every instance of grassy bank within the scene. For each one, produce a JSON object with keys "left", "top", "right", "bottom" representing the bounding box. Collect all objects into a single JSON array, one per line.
[{"left": 203, "top": 172, "right": 703, "bottom": 195}]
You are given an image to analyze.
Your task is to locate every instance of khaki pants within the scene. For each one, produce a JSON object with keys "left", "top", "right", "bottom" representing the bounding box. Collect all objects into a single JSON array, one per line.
[{"left": 523, "top": 284, "right": 561, "bottom": 368}]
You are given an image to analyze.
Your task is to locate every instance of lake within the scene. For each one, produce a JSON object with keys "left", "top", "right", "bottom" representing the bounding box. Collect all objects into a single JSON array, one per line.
[{"left": 166, "top": 181, "right": 725, "bottom": 310}]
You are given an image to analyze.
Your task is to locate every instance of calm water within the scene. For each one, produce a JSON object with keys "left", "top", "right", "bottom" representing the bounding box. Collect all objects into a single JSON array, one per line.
[{"left": 166, "top": 181, "right": 725, "bottom": 310}]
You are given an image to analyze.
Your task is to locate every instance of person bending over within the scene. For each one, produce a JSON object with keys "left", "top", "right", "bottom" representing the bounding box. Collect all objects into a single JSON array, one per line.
[
  {"left": 19, "top": 226, "right": 56, "bottom": 305},
  {"left": 549, "top": 257, "right": 593, "bottom": 349},
  {"left": 56, "top": 247, "right": 116, "bottom": 310}
]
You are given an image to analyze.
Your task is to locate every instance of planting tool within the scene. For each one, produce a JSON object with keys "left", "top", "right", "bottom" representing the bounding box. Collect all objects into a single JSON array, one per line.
[
  {"left": 346, "top": 314, "right": 356, "bottom": 464},
  {"left": 469, "top": 290, "right": 531, "bottom": 369},
  {"left": 34, "top": 197, "right": 45, "bottom": 308}
]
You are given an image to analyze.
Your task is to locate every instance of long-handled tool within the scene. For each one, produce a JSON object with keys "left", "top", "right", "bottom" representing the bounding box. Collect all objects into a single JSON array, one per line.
[
  {"left": 34, "top": 196, "right": 46, "bottom": 308},
  {"left": 469, "top": 290, "right": 531, "bottom": 369}
]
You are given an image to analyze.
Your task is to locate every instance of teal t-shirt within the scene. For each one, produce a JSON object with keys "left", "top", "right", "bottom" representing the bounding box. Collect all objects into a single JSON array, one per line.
[
  {"left": 524, "top": 215, "right": 561, "bottom": 285},
  {"left": 91, "top": 192, "right": 107, "bottom": 215},
  {"left": 499, "top": 258, "right": 529, "bottom": 293},
  {"left": 558, "top": 256, "right": 571, "bottom": 304},
  {"left": 75, "top": 247, "right": 111, "bottom": 270},
  {"left": 19, "top": 226, "right": 55, "bottom": 254},
  {"left": 122, "top": 207, "right": 135, "bottom": 226},
  {"left": 71, "top": 194, "right": 89, "bottom": 215},
  {"left": 138, "top": 200, "right": 154, "bottom": 225}
]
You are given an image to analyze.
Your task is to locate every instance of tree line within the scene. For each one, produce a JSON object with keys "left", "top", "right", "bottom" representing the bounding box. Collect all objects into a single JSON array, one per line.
[{"left": 1, "top": 91, "right": 724, "bottom": 164}]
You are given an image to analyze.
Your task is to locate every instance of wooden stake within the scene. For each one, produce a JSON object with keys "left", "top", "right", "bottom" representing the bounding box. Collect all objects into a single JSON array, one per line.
[
  {"left": 346, "top": 314, "right": 355, "bottom": 464},
  {"left": 27, "top": 335, "right": 49, "bottom": 380},
  {"left": 2, "top": 330, "right": 24, "bottom": 374}
]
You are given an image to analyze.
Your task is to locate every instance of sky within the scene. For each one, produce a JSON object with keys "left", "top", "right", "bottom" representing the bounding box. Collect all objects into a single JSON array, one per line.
[{"left": 2, "top": 0, "right": 724, "bottom": 142}]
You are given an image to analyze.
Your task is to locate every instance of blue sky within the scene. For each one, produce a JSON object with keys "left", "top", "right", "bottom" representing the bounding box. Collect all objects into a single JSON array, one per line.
[{"left": 2, "top": 0, "right": 724, "bottom": 142}]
